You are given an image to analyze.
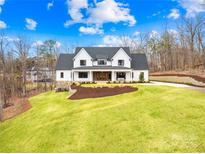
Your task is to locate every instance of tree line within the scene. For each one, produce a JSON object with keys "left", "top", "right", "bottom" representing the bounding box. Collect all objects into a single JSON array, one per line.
[
  {"left": 0, "top": 35, "right": 60, "bottom": 108},
  {"left": 119, "top": 16, "right": 205, "bottom": 72}
]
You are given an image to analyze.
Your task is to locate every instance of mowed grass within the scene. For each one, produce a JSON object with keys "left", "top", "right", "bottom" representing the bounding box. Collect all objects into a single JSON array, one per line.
[{"left": 0, "top": 85, "right": 205, "bottom": 152}]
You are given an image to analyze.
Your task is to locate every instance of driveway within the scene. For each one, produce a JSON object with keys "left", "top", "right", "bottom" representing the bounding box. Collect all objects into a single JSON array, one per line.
[{"left": 147, "top": 81, "right": 205, "bottom": 93}]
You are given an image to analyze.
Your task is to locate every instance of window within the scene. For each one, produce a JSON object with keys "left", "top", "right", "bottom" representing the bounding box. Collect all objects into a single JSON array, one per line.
[
  {"left": 116, "top": 72, "right": 126, "bottom": 79},
  {"left": 79, "top": 72, "right": 88, "bottom": 78},
  {"left": 118, "top": 60, "right": 124, "bottom": 66},
  {"left": 60, "top": 72, "right": 64, "bottom": 78},
  {"left": 98, "top": 59, "right": 107, "bottom": 65},
  {"left": 80, "top": 60, "right": 86, "bottom": 66}
]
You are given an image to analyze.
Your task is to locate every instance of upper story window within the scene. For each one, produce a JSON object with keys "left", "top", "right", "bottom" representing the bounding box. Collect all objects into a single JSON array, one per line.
[
  {"left": 98, "top": 59, "right": 107, "bottom": 65},
  {"left": 118, "top": 60, "right": 124, "bottom": 66},
  {"left": 80, "top": 60, "right": 86, "bottom": 66}
]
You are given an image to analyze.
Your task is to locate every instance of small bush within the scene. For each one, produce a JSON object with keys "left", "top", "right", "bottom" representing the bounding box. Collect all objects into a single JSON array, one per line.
[{"left": 139, "top": 72, "right": 145, "bottom": 83}]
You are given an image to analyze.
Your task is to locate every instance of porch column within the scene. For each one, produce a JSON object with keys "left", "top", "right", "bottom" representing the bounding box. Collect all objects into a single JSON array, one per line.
[
  {"left": 111, "top": 71, "right": 115, "bottom": 81},
  {"left": 90, "top": 71, "right": 93, "bottom": 82},
  {"left": 131, "top": 71, "right": 133, "bottom": 81},
  {"left": 72, "top": 71, "right": 75, "bottom": 82}
]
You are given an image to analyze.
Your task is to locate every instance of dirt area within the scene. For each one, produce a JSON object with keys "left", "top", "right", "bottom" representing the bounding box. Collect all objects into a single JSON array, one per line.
[
  {"left": 1, "top": 89, "right": 45, "bottom": 122},
  {"left": 69, "top": 85, "right": 138, "bottom": 100},
  {"left": 150, "top": 76, "right": 205, "bottom": 87},
  {"left": 150, "top": 71, "right": 205, "bottom": 83},
  {"left": 1, "top": 98, "right": 31, "bottom": 121},
  {"left": 150, "top": 81, "right": 205, "bottom": 93}
]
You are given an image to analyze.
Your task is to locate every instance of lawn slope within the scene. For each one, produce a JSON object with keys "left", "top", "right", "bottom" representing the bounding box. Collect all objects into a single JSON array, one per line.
[{"left": 0, "top": 85, "right": 205, "bottom": 152}]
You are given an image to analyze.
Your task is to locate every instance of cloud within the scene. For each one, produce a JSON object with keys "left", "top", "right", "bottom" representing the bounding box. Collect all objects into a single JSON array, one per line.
[
  {"left": 0, "top": 0, "right": 5, "bottom": 14},
  {"left": 55, "top": 41, "right": 61, "bottom": 48},
  {"left": 167, "top": 9, "right": 180, "bottom": 19},
  {"left": 65, "top": 0, "right": 136, "bottom": 32},
  {"left": 152, "top": 11, "right": 161, "bottom": 17},
  {"left": 66, "top": 0, "right": 88, "bottom": 25},
  {"left": 133, "top": 31, "right": 140, "bottom": 37},
  {"left": 87, "top": 0, "right": 136, "bottom": 27},
  {"left": 32, "top": 40, "right": 61, "bottom": 48},
  {"left": 168, "top": 29, "right": 178, "bottom": 35},
  {"left": 149, "top": 30, "right": 159, "bottom": 39},
  {"left": 0, "top": 0, "right": 5, "bottom": 5},
  {"left": 177, "top": 0, "right": 205, "bottom": 17},
  {"left": 47, "top": 1, "right": 54, "bottom": 10},
  {"left": 0, "top": 20, "right": 7, "bottom": 29},
  {"left": 25, "top": 18, "right": 37, "bottom": 30},
  {"left": 79, "top": 26, "right": 103, "bottom": 35},
  {"left": 102, "top": 35, "right": 121, "bottom": 46},
  {"left": 32, "top": 40, "right": 44, "bottom": 47},
  {"left": 101, "top": 35, "right": 135, "bottom": 47}
]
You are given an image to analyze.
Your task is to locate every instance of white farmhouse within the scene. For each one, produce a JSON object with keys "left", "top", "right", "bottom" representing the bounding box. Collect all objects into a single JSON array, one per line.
[{"left": 56, "top": 47, "right": 149, "bottom": 82}]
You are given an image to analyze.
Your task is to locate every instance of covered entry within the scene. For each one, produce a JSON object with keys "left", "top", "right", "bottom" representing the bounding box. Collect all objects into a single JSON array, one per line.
[{"left": 93, "top": 72, "right": 111, "bottom": 81}]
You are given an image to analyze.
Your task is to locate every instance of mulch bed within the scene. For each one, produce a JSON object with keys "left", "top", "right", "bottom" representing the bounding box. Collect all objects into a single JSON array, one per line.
[
  {"left": 150, "top": 73, "right": 205, "bottom": 83},
  {"left": 69, "top": 85, "right": 138, "bottom": 100}
]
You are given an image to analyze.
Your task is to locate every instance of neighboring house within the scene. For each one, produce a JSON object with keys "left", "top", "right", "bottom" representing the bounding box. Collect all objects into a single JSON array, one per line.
[
  {"left": 26, "top": 66, "right": 52, "bottom": 82},
  {"left": 56, "top": 47, "right": 149, "bottom": 82}
]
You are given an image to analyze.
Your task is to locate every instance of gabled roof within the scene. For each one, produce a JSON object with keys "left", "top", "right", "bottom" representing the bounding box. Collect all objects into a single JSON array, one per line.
[
  {"left": 72, "top": 66, "right": 131, "bottom": 70},
  {"left": 56, "top": 53, "right": 74, "bottom": 70},
  {"left": 131, "top": 53, "right": 149, "bottom": 70},
  {"left": 75, "top": 47, "right": 131, "bottom": 60},
  {"left": 56, "top": 48, "right": 149, "bottom": 71}
]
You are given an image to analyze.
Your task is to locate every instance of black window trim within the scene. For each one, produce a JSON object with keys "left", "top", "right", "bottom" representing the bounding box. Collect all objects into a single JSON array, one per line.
[
  {"left": 80, "top": 60, "right": 86, "bottom": 66},
  {"left": 118, "top": 60, "right": 124, "bottom": 66},
  {"left": 97, "top": 59, "right": 107, "bottom": 65},
  {"left": 60, "top": 72, "right": 64, "bottom": 78},
  {"left": 78, "top": 72, "right": 88, "bottom": 78}
]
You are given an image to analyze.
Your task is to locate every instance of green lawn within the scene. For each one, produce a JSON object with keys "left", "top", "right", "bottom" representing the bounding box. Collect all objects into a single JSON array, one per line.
[{"left": 0, "top": 85, "right": 205, "bottom": 152}]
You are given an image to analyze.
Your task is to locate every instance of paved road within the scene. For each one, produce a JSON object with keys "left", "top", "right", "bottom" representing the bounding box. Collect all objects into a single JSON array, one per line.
[{"left": 148, "top": 81, "right": 205, "bottom": 93}]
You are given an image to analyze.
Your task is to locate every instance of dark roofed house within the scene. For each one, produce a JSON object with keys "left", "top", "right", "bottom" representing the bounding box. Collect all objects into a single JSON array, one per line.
[{"left": 56, "top": 47, "right": 149, "bottom": 82}]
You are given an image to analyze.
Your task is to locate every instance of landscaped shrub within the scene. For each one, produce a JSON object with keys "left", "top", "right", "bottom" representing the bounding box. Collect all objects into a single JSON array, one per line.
[
  {"left": 139, "top": 72, "right": 145, "bottom": 83},
  {"left": 55, "top": 87, "right": 70, "bottom": 92}
]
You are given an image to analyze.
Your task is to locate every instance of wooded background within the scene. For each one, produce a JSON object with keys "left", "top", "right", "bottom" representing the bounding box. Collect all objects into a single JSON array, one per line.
[{"left": 0, "top": 16, "right": 205, "bottom": 108}]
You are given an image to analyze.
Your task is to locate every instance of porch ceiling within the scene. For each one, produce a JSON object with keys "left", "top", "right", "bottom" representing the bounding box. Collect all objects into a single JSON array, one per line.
[{"left": 72, "top": 66, "right": 132, "bottom": 70}]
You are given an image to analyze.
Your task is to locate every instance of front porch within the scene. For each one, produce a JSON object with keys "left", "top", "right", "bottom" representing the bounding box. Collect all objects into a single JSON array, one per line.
[{"left": 72, "top": 70, "right": 132, "bottom": 82}]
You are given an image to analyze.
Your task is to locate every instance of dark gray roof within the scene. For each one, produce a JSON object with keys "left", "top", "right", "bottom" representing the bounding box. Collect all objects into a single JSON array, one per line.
[
  {"left": 56, "top": 54, "right": 74, "bottom": 70},
  {"left": 72, "top": 66, "right": 131, "bottom": 70},
  {"left": 131, "top": 53, "right": 149, "bottom": 70},
  {"left": 56, "top": 48, "right": 149, "bottom": 71},
  {"left": 75, "top": 47, "right": 130, "bottom": 60}
]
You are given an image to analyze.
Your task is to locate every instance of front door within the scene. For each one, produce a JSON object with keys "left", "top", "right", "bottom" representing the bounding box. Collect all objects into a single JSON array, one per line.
[{"left": 93, "top": 72, "right": 111, "bottom": 81}]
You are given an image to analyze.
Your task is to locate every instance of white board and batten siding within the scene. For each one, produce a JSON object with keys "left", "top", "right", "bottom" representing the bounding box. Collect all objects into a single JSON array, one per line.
[
  {"left": 73, "top": 48, "right": 92, "bottom": 68},
  {"left": 73, "top": 71, "right": 92, "bottom": 82},
  {"left": 133, "top": 70, "right": 149, "bottom": 82},
  {"left": 56, "top": 70, "right": 72, "bottom": 81},
  {"left": 112, "top": 48, "right": 131, "bottom": 68}
]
